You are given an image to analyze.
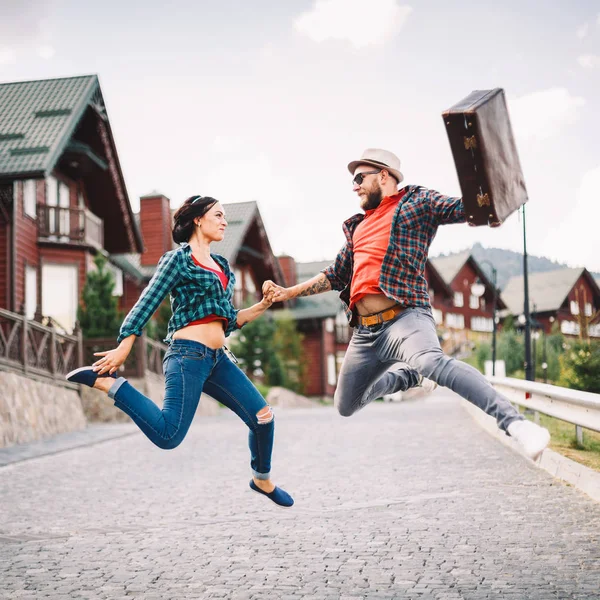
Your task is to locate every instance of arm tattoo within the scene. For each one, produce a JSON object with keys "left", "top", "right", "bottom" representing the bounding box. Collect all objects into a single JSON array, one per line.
[{"left": 297, "top": 276, "right": 331, "bottom": 297}]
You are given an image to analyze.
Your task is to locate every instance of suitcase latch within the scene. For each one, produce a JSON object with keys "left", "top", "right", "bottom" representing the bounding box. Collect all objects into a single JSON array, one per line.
[
  {"left": 464, "top": 136, "right": 477, "bottom": 150},
  {"left": 476, "top": 193, "right": 490, "bottom": 207}
]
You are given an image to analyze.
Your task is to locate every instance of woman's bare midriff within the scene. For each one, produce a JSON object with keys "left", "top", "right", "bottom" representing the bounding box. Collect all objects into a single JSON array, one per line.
[
  {"left": 172, "top": 320, "right": 227, "bottom": 350},
  {"left": 355, "top": 293, "right": 399, "bottom": 316}
]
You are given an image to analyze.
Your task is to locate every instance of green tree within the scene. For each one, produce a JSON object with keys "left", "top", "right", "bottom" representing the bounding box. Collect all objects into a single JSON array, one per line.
[
  {"left": 272, "top": 315, "right": 306, "bottom": 393},
  {"left": 558, "top": 340, "right": 600, "bottom": 393},
  {"left": 77, "top": 254, "right": 121, "bottom": 338},
  {"left": 496, "top": 329, "right": 525, "bottom": 376},
  {"left": 230, "top": 312, "right": 305, "bottom": 391},
  {"left": 230, "top": 314, "right": 278, "bottom": 380}
]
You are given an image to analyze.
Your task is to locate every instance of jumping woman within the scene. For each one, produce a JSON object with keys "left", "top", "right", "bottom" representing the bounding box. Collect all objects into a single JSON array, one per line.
[{"left": 66, "top": 195, "right": 294, "bottom": 507}]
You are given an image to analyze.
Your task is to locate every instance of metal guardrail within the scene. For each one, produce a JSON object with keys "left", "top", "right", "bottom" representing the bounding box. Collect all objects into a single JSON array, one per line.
[{"left": 490, "top": 376, "right": 600, "bottom": 437}]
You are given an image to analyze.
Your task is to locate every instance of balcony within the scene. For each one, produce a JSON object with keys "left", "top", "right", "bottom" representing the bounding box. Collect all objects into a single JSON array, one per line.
[{"left": 37, "top": 204, "right": 104, "bottom": 249}]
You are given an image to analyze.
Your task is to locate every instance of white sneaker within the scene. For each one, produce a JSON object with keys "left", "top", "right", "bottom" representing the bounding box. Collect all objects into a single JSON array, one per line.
[
  {"left": 417, "top": 375, "right": 438, "bottom": 394},
  {"left": 507, "top": 419, "right": 550, "bottom": 460}
]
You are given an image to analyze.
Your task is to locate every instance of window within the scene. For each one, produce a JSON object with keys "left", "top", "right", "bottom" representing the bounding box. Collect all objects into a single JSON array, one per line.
[
  {"left": 561, "top": 320, "right": 580, "bottom": 336},
  {"left": 471, "top": 316, "right": 493, "bottom": 332},
  {"left": 590, "top": 324, "right": 600, "bottom": 338},
  {"left": 233, "top": 268, "right": 243, "bottom": 306},
  {"left": 585, "top": 303, "right": 593, "bottom": 317},
  {"left": 454, "top": 292, "right": 464, "bottom": 307},
  {"left": 42, "top": 264, "right": 78, "bottom": 333},
  {"left": 432, "top": 308, "right": 443, "bottom": 324},
  {"left": 23, "top": 179, "right": 37, "bottom": 218},
  {"left": 25, "top": 265, "right": 37, "bottom": 320},
  {"left": 325, "top": 318, "right": 334, "bottom": 333},
  {"left": 570, "top": 301, "right": 579, "bottom": 315},
  {"left": 481, "top": 297, "right": 486, "bottom": 311},
  {"left": 428, "top": 288, "right": 435, "bottom": 302},
  {"left": 446, "top": 313, "right": 465, "bottom": 329},
  {"left": 469, "top": 294, "right": 479, "bottom": 309}
]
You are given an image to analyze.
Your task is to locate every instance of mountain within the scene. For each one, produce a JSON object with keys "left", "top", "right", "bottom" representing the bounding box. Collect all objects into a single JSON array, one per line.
[{"left": 432, "top": 243, "right": 600, "bottom": 291}]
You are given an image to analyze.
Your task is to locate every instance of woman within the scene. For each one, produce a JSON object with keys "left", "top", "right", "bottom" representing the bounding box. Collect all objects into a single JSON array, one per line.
[{"left": 66, "top": 195, "right": 293, "bottom": 507}]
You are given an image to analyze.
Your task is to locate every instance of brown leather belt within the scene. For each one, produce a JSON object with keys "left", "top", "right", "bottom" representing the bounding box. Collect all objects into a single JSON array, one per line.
[{"left": 357, "top": 305, "right": 405, "bottom": 327}]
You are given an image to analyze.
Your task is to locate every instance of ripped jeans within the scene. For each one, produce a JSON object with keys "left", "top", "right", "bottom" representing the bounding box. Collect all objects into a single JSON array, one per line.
[{"left": 108, "top": 339, "right": 274, "bottom": 480}]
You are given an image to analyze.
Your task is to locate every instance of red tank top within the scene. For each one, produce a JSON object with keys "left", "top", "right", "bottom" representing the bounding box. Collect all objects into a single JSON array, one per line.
[{"left": 187, "top": 254, "right": 229, "bottom": 326}]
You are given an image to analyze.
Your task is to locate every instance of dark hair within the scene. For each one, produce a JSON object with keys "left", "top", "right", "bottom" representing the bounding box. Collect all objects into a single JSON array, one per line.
[{"left": 172, "top": 195, "right": 219, "bottom": 244}]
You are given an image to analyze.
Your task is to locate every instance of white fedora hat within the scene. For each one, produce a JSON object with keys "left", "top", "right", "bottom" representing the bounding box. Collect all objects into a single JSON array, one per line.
[{"left": 347, "top": 148, "right": 404, "bottom": 184}]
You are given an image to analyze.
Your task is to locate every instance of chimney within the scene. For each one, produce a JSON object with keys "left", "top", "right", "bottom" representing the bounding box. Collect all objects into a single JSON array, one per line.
[
  {"left": 277, "top": 255, "right": 297, "bottom": 288},
  {"left": 139, "top": 192, "right": 172, "bottom": 266}
]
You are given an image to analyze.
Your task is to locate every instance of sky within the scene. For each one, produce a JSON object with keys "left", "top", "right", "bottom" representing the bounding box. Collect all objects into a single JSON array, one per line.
[{"left": 1, "top": 0, "right": 599, "bottom": 269}]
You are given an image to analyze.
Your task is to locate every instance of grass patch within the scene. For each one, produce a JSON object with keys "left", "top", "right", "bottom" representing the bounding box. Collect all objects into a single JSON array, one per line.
[{"left": 523, "top": 411, "right": 600, "bottom": 471}]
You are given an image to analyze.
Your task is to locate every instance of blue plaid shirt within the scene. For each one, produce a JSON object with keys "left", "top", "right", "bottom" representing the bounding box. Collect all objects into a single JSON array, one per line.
[
  {"left": 322, "top": 185, "right": 465, "bottom": 325},
  {"left": 118, "top": 243, "right": 239, "bottom": 344}
]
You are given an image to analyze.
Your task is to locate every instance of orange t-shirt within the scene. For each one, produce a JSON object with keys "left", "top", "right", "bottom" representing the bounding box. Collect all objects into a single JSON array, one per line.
[{"left": 350, "top": 191, "right": 405, "bottom": 309}]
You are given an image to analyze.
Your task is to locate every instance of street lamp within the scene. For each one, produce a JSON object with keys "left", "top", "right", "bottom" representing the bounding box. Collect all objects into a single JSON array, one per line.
[
  {"left": 521, "top": 205, "right": 534, "bottom": 381},
  {"left": 471, "top": 261, "right": 498, "bottom": 376}
]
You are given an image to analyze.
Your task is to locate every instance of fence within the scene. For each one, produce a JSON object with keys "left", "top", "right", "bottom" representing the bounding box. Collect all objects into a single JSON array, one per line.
[
  {"left": 0, "top": 308, "right": 82, "bottom": 380},
  {"left": 490, "top": 376, "right": 600, "bottom": 442},
  {"left": 82, "top": 332, "right": 167, "bottom": 379}
]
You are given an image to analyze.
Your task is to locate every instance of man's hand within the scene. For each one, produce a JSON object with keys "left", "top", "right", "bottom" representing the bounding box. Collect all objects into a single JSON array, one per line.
[{"left": 262, "top": 280, "right": 291, "bottom": 303}]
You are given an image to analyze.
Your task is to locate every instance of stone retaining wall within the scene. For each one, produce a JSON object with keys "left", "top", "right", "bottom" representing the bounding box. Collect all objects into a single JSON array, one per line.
[{"left": 0, "top": 369, "right": 86, "bottom": 448}]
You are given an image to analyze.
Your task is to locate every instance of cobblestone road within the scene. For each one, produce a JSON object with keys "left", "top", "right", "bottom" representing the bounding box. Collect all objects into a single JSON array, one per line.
[{"left": 1, "top": 389, "right": 599, "bottom": 599}]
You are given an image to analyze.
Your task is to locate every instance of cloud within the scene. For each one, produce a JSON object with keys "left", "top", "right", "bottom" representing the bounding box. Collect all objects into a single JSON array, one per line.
[
  {"left": 38, "top": 45, "right": 55, "bottom": 60},
  {"left": 578, "top": 54, "right": 600, "bottom": 68},
  {"left": 509, "top": 88, "right": 585, "bottom": 143},
  {"left": 0, "top": 48, "right": 16, "bottom": 65},
  {"left": 576, "top": 23, "right": 588, "bottom": 39},
  {"left": 543, "top": 165, "right": 600, "bottom": 271},
  {"left": 293, "top": 0, "right": 412, "bottom": 49},
  {"left": 0, "top": 0, "right": 56, "bottom": 61},
  {"left": 213, "top": 135, "right": 244, "bottom": 154}
]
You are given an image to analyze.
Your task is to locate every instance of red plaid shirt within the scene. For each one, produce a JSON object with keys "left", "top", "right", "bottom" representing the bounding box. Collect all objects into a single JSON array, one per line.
[{"left": 322, "top": 185, "right": 465, "bottom": 325}]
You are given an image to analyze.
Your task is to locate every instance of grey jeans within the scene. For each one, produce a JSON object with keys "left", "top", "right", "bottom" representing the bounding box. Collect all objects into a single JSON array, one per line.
[{"left": 334, "top": 306, "right": 523, "bottom": 432}]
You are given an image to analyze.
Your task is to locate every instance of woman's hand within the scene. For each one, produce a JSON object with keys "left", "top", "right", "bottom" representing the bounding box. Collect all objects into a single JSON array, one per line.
[
  {"left": 262, "top": 280, "right": 291, "bottom": 303},
  {"left": 93, "top": 345, "right": 130, "bottom": 375},
  {"left": 260, "top": 286, "right": 275, "bottom": 309}
]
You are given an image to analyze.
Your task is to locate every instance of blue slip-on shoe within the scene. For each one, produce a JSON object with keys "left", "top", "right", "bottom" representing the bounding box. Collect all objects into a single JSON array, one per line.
[
  {"left": 66, "top": 366, "right": 117, "bottom": 388},
  {"left": 249, "top": 480, "right": 294, "bottom": 508}
]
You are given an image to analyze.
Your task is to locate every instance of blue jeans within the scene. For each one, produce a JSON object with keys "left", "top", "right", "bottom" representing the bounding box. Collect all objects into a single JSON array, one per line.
[
  {"left": 108, "top": 339, "right": 274, "bottom": 480},
  {"left": 335, "top": 306, "right": 523, "bottom": 432}
]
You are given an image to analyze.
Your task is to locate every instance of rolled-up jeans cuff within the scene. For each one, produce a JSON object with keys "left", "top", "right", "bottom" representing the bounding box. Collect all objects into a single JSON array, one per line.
[
  {"left": 108, "top": 377, "right": 128, "bottom": 400},
  {"left": 252, "top": 469, "right": 270, "bottom": 481}
]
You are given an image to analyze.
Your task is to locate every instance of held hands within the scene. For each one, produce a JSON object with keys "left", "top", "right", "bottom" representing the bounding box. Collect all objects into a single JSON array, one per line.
[
  {"left": 93, "top": 346, "right": 129, "bottom": 375},
  {"left": 262, "top": 280, "right": 291, "bottom": 303}
]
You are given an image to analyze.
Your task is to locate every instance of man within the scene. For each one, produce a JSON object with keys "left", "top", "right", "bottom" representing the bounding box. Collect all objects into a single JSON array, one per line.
[{"left": 267, "top": 148, "right": 550, "bottom": 460}]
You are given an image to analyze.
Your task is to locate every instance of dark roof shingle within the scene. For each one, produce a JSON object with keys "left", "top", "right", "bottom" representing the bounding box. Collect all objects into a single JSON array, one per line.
[{"left": 0, "top": 75, "right": 97, "bottom": 177}]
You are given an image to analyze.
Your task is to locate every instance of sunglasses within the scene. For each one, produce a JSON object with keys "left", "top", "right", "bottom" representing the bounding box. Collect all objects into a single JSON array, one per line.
[{"left": 352, "top": 170, "right": 381, "bottom": 185}]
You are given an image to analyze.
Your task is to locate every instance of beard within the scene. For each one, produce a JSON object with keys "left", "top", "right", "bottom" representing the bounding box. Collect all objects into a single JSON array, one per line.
[{"left": 360, "top": 184, "right": 383, "bottom": 211}]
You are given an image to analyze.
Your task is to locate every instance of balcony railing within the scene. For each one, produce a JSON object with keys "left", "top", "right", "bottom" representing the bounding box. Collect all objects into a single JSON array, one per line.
[
  {"left": 37, "top": 204, "right": 104, "bottom": 249},
  {"left": 0, "top": 308, "right": 82, "bottom": 381}
]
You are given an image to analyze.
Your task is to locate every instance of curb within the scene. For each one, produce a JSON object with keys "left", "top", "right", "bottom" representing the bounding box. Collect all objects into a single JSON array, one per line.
[
  {"left": 460, "top": 399, "right": 600, "bottom": 503},
  {"left": 0, "top": 423, "right": 139, "bottom": 467}
]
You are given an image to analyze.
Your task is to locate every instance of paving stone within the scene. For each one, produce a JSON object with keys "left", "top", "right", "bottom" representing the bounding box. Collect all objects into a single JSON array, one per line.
[{"left": 0, "top": 392, "right": 599, "bottom": 598}]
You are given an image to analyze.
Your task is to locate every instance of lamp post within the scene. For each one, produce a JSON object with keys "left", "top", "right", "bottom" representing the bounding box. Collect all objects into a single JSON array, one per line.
[
  {"left": 522, "top": 205, "right": 534, "bottom": 381},
  {"left": 471, "top": 261, "right": 497, "bottom": 376}
]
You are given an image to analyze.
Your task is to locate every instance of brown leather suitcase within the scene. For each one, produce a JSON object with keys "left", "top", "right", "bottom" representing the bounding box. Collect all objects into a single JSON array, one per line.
[{"left": 442, "top": 88, "right": 527, "bottom": 226}]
